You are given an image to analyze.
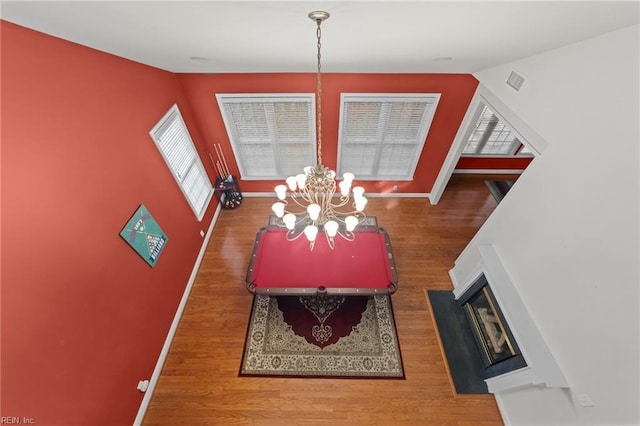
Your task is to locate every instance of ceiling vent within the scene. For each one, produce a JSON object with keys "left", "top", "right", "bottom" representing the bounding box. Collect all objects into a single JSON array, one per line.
[{"left": 506, "top": 70, "right": 525, "bottom": 91}]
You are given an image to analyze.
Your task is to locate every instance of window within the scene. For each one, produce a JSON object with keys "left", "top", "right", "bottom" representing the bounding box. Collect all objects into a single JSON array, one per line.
[
  {"left": 337, "top": 94, "right": 440, "bottom": 180},
  {"left": 462, "top": 104, "right": 533, "bottom": 157},
  {"left": 150, "top": 104, "right": 213, "bottom": 221},
  {"left": 216, "top": 94, "right": 316, "bottom": 179}
]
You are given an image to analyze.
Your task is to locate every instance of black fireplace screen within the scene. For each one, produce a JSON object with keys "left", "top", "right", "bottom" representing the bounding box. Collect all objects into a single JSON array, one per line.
[{"left": 464, "top": 286, "right": 518, "bottom": 366}]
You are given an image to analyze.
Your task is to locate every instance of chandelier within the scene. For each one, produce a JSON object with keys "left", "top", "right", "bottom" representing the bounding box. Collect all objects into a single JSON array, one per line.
[{"left": 271, "top": 11, "right": 367, "bottom": 250}]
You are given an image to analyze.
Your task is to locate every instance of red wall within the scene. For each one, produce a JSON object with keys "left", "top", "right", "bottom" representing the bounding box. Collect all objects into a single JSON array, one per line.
[
  {"left": 177, "top": 72, "right": 479, "bottom": 195},
  {"left": 455, "top": 156, "right": 533, "bottom": 170},
  {"left": 1, "top": 21, "right": 218, "bottom": 424}
]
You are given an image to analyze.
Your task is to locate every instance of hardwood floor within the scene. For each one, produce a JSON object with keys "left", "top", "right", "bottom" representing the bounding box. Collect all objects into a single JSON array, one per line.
[{"left": 142, "top": 174, "right": 512, "bottom": 425}]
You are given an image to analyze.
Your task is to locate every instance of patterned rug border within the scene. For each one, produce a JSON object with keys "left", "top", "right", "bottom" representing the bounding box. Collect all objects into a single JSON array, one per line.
[{"left": 239, "top": 294, "right": 405, "bottom": 379}]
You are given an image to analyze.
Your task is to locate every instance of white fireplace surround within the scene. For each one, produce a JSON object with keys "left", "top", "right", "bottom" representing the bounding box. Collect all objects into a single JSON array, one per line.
[{"left": 449, "top": 245, "right": 568, "bottom": 393}]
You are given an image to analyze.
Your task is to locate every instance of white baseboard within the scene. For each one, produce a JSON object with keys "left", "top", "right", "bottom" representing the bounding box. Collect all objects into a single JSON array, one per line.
[
  {"left": 133, "top": 203, "right": 222, "bottom": 425},
  {"left": 494, "top": 393, "right": 512, "bottom": 425}
]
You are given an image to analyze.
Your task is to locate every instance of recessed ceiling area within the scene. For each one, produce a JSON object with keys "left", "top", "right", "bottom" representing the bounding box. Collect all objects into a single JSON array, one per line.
[{"left": 1, "top": 1, "right": 638, "bottom": 74}]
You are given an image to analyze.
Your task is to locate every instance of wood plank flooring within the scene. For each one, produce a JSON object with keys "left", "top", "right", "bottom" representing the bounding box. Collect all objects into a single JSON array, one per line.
[{"left": 142, "top": 174, "right": 512, "bottom": 425}]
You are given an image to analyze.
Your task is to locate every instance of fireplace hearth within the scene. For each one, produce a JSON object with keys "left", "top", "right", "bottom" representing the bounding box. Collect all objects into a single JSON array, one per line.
[{"left": 427, "top": 273, "right": 528, "bottom": 394}]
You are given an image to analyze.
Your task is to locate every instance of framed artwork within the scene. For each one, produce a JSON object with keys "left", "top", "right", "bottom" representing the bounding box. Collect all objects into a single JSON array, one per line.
[{"left": 120, "top": 204, "right": 168, "bottom": 267}]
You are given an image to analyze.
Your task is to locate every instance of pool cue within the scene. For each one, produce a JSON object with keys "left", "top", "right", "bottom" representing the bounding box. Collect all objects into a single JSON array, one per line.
[{"left": 215, "top": 144, "right": 241, "bottom": 206}]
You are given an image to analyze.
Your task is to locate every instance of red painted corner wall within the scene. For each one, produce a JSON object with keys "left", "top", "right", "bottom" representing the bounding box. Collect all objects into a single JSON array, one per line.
[
  {"left": 1, "top": 21, "right": 217, "bottom": 424},
  {"left": 455, "top": 156, "right": 534, "bottom": 170},
  {"left": 177, "top": 72, "right": 479, "bottom": 195}
]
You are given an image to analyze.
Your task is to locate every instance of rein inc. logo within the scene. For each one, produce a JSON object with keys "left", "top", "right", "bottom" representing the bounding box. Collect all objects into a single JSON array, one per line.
[{"left": 1, "top": 417, "right": 35, "bottom": 424}]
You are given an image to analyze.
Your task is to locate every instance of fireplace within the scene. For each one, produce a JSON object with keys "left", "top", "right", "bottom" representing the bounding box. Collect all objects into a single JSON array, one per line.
[
  {"left": 449, "top": 245, "right": 568, "bottom": 393},
  {"left": 459, "top": 273, "right": 527, "bottom": 377}
]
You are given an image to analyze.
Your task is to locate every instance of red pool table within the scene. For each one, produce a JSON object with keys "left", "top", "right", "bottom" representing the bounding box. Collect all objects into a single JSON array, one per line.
[{"left": 245, "top": 226, "right": 398, "bottom": 296}]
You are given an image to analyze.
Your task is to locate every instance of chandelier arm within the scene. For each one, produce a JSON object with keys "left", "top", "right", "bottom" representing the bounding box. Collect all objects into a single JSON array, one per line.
[
  {"left": 289, "top": 192, "right": 314, "bottom": 209},
  {"left": 324, "top": 232, "right": 336, "bottom": 250},
  {"left": 277, "top": 198, "right": 307, "bottom": 216},
  {"left": 352, "top": 211, "right": 368, "bottom": 224},
  {"left": 300, "top": 190, "right": 317, "bottom": 205},
  {"left": 328, "top": 211, "right": 367, "bottom": 226},
  {"left": 285, "top": 227, "right": 308, "bottom": 242},
  {"left": 330, "top": 196, "right": 351, "bottom": 209},
  {"left": 335, "top": 228, "right": 356, "bottom": 241}
]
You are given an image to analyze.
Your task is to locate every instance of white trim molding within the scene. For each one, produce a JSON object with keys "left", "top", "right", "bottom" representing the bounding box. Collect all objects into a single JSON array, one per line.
[
  {"left": 429, "top": 86, "right": 483, "bottom": 204},
  {"left": 486, "top": 366, "right": 539, "bottom": 394},
  {"left": 494, "top": 393, "right": 513, "bottom": 426},
  {"left": 134, "top": 203, "right": 222, "bottom": 425},
  {"left": 450, "top": 263, "right": 484, "bottom": 300},
  {"left": 429, "top": 84, "right": 548, "bottom": 204}
]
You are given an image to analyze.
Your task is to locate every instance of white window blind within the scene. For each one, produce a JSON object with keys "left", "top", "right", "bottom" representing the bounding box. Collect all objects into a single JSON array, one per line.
[
  {"left": 216, "top": 94, "right": 316, "bottom": 179},
  {"left": 150, "top": 104, "right": 213, "bottom": 221},
  {"left": 462, "top": 104, "right": 532, "bottom": 156},
  {"left": 337, "top": 94, "right": 440, "bottom": 180}
]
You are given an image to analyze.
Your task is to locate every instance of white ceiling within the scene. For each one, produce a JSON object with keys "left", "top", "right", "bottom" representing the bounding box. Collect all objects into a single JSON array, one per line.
[{"left": 2, "top": 1, "right": 639, "bottom": 74}]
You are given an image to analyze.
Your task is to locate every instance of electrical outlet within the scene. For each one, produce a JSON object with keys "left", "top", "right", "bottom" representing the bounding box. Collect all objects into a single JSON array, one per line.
[
  {"left": 576, "top": 394, "right": 594, "bottom": 407},
  {"left": 392, "top": 185, "right": 398, "bottom": 192},
  {"left": 137, "top": 380, "right": 149, "bottom": 392}
]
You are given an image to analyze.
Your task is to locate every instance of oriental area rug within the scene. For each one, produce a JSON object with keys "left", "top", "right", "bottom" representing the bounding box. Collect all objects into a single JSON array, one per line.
[{"left": 240, "top": 295, "right": 404, "bottom": 378}]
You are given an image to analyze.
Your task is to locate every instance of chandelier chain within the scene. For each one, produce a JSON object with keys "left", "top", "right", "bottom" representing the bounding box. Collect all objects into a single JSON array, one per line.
[{"left": 315, "top": 18, "right": 323, "bottom": 166}]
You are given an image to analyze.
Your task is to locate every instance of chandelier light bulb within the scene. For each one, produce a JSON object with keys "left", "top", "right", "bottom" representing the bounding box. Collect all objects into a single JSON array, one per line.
[
  {"left": 275, "top": 185, "right": 287, "bottom": 200},
  {"left": 304, "top": 225, "right": 318, "bottom": 242},
  {"left": 272, "top": 202, "right": 285, "bottom": 218},
  {"left": 345, "top": 215, "right": 358, "bottom": 232},
  {"left": 339, "top": 180, "right": 351, "bottom": 196},
  {"left": 285, "top": 176, "right": 297, "bottom": 191},
  {"left": 324, "top": 220, "right": 339, "bottom": 237},
  {"left": 296, "top": 173, "right": 307, "bottom": 189},
  {"left": 283, "top": 213, "right": 296, "bottom": 230},
  {"left": 355, "top": 197, "right": 368, "bottom": 212},
  {"left": 342, "top": 172, "right": 355, "bottom": 184},
  {"left": 307, "top": 203, "right": 321, "bottom": 221},
  {"left": 352, "top": 186, "right": 365, "bottom": 199}
]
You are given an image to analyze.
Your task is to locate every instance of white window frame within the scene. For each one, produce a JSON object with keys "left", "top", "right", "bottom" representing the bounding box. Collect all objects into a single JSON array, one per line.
[
  {"left": 461, "top": 101, "right": 534, "bottom": 158},
  {"left": 150, "top": 104, "right": 213, "bottom": 221},
  {"left": 215, "top": 93, "right": 316, "bottom": 180},
  {"left": 337, "top": 93, "right": 440, "bottom": 181}
]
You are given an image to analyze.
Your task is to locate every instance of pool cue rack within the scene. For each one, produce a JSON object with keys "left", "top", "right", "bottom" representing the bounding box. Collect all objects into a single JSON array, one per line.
[{"left": 210, "top": 144, "right": 242, "bottom": 209}]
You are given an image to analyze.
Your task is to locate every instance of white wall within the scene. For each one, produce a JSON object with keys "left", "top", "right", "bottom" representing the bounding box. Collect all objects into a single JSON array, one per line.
[{"left": 454, "top": 24, "right": 639, "bottom": 426}]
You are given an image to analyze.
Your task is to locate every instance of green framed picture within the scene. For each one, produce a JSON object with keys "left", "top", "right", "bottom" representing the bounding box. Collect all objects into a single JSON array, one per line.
[{"left": 120, "top": 204, "right": 168, "bottom": 267}]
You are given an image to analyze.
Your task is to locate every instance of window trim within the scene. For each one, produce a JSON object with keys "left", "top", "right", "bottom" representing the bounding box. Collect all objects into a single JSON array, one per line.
[
  {"left": 149, "top": 104, "right": 213, "bottom": 221},
  {"left": 460, "top": 99, "right": 535, "bottom": 158},
  {"left": 215, "top": 93, "right": 316, "bottom": 180},
  {"left": 336, "top": 93, "right": 441, "bottom": 181}
]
